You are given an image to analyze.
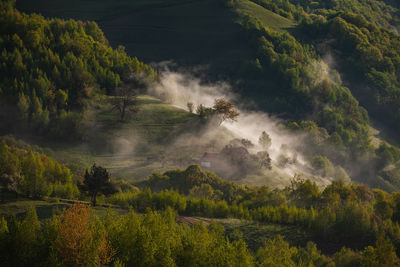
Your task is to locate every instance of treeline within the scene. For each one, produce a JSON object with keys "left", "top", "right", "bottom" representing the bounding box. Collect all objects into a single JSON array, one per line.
[
  {"left": 110, "top": 165, "right": 400, "bottom": 253},
  {"left": 0, "top": 1, "right": 156, "bottom": 139},
  {"left": 0, "top": 140, "right": 79, "bottom": 199},
  {"left": 1, "top": 204, "right": 399, "bottom": 266},
  {"left": 246, "top": 0, "right": 400, "bottom": 30}
]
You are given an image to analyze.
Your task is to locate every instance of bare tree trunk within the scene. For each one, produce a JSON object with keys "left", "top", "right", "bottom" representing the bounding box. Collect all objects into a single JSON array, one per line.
[
  {"left": 92, "top": 192, "right": 97, "bottom": 206},
  {"left": 120, "top": 108, "right": 125, "bottom": 121},
  {"left": 120, "top": 99, "right": 127, "bottom": 121}
]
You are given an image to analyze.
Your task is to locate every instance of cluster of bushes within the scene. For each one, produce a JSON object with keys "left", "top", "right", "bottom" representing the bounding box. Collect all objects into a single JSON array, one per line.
[
  {"left": 0, "top": 140, "right": 79, "bottom": 199},
  {"left": 0, "top": 1, "right": 156, "bottom": 139}
]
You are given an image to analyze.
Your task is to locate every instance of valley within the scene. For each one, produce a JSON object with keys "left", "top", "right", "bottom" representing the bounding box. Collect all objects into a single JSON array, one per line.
[{"left": 2, "top": 0, "right": 400, "bottom": 266}]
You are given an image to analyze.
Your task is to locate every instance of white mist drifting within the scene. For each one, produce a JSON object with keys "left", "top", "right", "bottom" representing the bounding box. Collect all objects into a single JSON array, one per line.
[{"left": 149, "top": 70, "right": 333, "bottom": 186}]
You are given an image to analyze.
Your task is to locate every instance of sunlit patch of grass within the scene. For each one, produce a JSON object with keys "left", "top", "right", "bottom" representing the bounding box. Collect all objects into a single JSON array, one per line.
[{"left": 236, "top": 0, "right": 295, "bottom": 31}]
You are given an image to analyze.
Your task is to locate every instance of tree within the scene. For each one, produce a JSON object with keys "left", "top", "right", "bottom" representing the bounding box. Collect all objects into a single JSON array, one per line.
[
  {"left": 111, "top": 84, "right": 139, "bottom": 121},
  {"left": 229, "top": 138, "right": 254, "bottom": 149},
  {"left": 21, "top": 150, "right": 48, "bottom": 198},
  {"left": 361, "top": 234, "right": 400, "bottom": 266},
  {"left": 196, "top": 104, "right": 215, "bottom": 120},
  {"left": 256, "top": 235, "right": 297, "bottom": 267},
  {"left": 212, "top": 98, "right": 240, "bottom": 125},
  {"left": 289, "top": 177, "right": 320, "bottom": 207},
  {"left": 83, "top": 164, "right": 115, "bottom": 206},
  {"left": 0, "top": 173, "right": 22, "bottom": 200},
  {"left": 257, "top": 151, "right": 272, "bottom": 170},
  {"left": 187, "top": 102, "right": 194, "bottom": 113},
  {"left": 54, "top": 204, "right": 115, "bottom": 266},
  {"left": 189, "top": 183, "right": 215, "bottom": 200},
  {"left": 258, "top": 131, "right": 272, "bottom": 150}
]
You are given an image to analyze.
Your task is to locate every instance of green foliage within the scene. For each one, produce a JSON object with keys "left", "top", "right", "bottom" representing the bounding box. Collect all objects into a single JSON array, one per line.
[
  {"left": 0, "top": 1, "right": 155, "bottom": 139},
  {"left": 376, "top": 142, "right": 400, "bottom": 167},
  {"left": 83, "top": 164, "right": 116, "bottom": 206},
  {"left": 311, "top": 155, "right": 335, "bottom": 177},
  {"left": 236, "top": 9, "right": 371, "bottom": 156},
  {"left": 0, "top": 139, "right": 79, "bottom": 199},
  {"left": 258, "top": 131, "right": 272, "bottom": 150},
  {"left": 138, "top": 165, "right": 247, "bottom": 203},
  {"left": 2, "top": 203, "right": 399, "bottom": 266},
  {"left": 300, "top": 11, "right": 400, "bottom": 138},
  {"left": 361, "top": 234, "right": 400, "bottom": 266}
]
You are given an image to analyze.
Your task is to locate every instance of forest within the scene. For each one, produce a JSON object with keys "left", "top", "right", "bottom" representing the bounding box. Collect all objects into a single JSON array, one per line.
[
  {"left": 0, "top": 0, "right": 156, "bottom": 140},
  {"left": 2, "top": 137, "right": 400, "bottom": 266},
  {"left": 2, "top": 0, "right": 400, "bottom": 265}
]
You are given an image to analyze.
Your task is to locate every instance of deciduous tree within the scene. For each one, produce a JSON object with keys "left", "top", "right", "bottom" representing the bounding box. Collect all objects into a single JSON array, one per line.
[
  {"left": 258, "top": 131, "right": 272, "bottom": 150},
  {"left": 212, "top": 98, "right": 240, "bottom": 125},
  {"left": 112, "top": 85, "right": 139, "bottom": 121}
]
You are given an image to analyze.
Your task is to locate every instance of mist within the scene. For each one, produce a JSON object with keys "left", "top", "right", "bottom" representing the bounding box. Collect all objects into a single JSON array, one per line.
[{"left": 147, "top": 69, "right": 337, "bottom": 187}]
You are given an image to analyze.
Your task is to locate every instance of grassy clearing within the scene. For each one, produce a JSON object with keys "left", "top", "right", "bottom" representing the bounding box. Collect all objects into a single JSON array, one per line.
[
  {"left": 0, "top": 199, "right": 66, "bottom": 220},
  {"left": 235, "top": 0, "right": 295, "bottom": 31},
  {"left": 39, "top": 95, "right": 205, "bottom": 180},
  {"left": 90, "top": 95, "right": 197, "bottom": 142},
  {"left": 0, "top": 198, "right": 128, "bottom": 221},
  {"left": 214, "top": 218, "right": 310, "bottom": 251}
]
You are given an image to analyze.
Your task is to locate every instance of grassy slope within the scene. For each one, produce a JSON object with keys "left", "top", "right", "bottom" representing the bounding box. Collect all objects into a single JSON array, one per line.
[
  {"left": 235, "top": 0, "right": 295, "bottom": 31},
  {"left": 216, "top": 218, "right": 310, "bottom": 251},
  {"left": 40, "top": 95, "right": 205, "bottom": 180},
  {"left": 0, "top": 198, "right": 127, "bottom": 220},
  {"left": 15, "top": 94, "right": 300, "bottom": 187}
]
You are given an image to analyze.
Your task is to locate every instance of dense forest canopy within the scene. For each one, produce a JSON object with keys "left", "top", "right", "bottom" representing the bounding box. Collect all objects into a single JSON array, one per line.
[
  {"left": 0, "top": 0, "right": 156, "bottom": 140},
  {"left": 3, "top": 160, "right": 400, "bottom": 265}
]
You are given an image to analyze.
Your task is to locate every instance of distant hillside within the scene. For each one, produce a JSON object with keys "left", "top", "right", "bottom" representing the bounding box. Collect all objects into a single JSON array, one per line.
[{"left": 0, "top": 1, "right": 155, "bottom": 140}]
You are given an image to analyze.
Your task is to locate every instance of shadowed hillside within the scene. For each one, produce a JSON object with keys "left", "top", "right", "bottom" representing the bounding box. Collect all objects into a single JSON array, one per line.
[{"left": 17, "top": 0, "right": 257, "bottom": 79}]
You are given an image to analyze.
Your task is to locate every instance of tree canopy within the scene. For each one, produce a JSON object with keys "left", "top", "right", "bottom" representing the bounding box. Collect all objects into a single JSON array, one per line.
[{"left": 83, "top": 164, "right": 115, "bottom": 206}]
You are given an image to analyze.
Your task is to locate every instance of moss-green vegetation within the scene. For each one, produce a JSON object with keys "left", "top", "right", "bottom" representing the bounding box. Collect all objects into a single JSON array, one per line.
[
  {"left": 0, "top": 140, "right": 79, "bottom": 199},
  {"left": 0, "top": 1, "right": 155, "bottom": 140},
  {"left": 235, "top": 0, "right": 295, "bottom": 31},
  {"left": 3, "top": 164, "right": 400, "bottom": 265},
  {"left": 217, "top": 218, "right": 310, "bottom": 252}
]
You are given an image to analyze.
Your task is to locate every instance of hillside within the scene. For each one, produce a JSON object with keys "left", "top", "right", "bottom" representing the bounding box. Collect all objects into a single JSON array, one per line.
[
  {"left": 12, "top": 0, "right": 400, "bottom": 191},
  {"left": 12, "top": 94, "right": 326, "bottom": 188},
  {"left": 17, "top": 0, "right": 255, "bottom": 79},
  {"left": 3, "top": 1, "right": 400, "bottom": 266},
  {"left": 235, "top": 0, "right": 295, "bottom": 31}
]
